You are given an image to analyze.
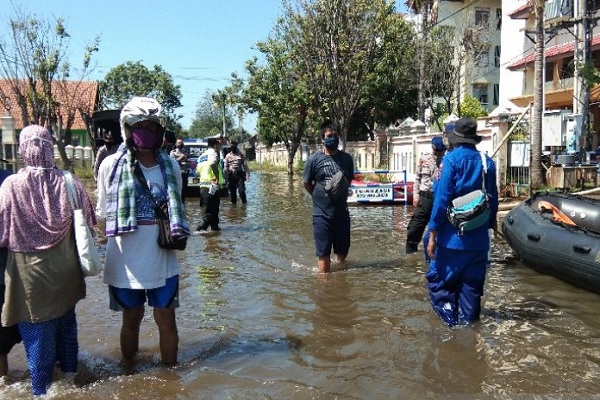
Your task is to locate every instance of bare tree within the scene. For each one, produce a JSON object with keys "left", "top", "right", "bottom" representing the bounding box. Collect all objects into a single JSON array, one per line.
[
  {"left": 410, "top": 2, "right": 491, "bottom": 127},
  {"left": 0, "top": 10, "right": 99, "bottom": 169},
  {"left": 423, "top": 25, "right": 460, "bottom": 129},
  {"left": 408, "top": 0, "right": 440, "bottom": 122}
]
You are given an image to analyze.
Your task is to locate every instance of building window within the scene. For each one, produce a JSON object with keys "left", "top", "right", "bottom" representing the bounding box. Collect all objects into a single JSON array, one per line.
[
  {"left": 560, "top": 56, "right": 575, "bottom": 79},
  {"left": 493, "top": 84, "right": 499, "bottom": 106},
  {"left": 494, "top": 46, "right": 501, "bottom": 67},
  {"left": 473, "top": 84, "right": 489, "bottom": 107},
  {"left": 475, "top": 8, "right": 490, "bottom": 28},
  {"left": 496, "top": 8, "right": 502, "bottom": 30},
  {"left": 545, "top": 60, "right": 555, "bottom": 82},
  {"left": 476, "top": 50, "right": 489, "bottom": 67}
]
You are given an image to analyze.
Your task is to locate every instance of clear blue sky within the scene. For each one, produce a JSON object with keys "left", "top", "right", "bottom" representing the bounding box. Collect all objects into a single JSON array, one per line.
[{"left": 8, "top": 0, "right": 407, "bottom": 132}]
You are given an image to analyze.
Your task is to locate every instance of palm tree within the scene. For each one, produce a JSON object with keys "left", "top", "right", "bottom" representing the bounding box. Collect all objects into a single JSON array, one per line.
[{"left": 530, "top": 0, "right": 546, "bottom": 190}]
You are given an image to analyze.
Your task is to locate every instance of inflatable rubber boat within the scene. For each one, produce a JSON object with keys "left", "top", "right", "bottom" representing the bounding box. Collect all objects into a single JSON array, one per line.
[{"left": 501, "top": 192, "right": 600, "bottom": 294}]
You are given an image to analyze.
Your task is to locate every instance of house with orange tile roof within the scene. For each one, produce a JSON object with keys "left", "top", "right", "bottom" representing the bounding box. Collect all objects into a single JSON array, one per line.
[{"left": 0, "top": 79, "right": 99, "bottom": 146}]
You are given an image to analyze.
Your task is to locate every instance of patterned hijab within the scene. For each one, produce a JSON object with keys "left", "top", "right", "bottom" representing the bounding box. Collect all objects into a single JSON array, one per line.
[{"left": 0, "top": 125, "right": 96, "bottom": 252}]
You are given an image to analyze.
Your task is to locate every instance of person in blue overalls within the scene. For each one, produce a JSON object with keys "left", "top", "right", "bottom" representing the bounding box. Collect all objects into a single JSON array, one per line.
[{"left": 425, "top": 118, "right": 499, "bottom": 327}]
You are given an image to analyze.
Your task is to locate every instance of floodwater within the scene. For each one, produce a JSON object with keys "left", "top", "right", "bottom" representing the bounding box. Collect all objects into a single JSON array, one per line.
[{"left": 2, "top": 171, "right": 600, "bottom": 399}]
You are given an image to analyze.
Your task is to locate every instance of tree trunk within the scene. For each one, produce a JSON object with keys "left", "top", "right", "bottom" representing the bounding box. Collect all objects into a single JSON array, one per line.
[
  {"left": 530, "top": 0, "right": 545, "bottom": 190},
  {"left": 286, "top": 141, "right": 300, "bottom": 177},
  {"left": 55, "top": 142, "right": 72, "bottom": 171},
  {"left": 417, "top": 10, "right": 429, "bottom": 122}
]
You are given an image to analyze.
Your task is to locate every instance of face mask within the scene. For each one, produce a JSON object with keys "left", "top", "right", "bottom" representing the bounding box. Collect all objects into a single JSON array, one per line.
[
  {"left": 442, "top": 136, "right": 451, "bottom": 149},
  {"left": 323, "top": 136, "right": 339, "bottom": 150},
  {"left": 131, "top": 127, "right": 160, "bottom": 150}
]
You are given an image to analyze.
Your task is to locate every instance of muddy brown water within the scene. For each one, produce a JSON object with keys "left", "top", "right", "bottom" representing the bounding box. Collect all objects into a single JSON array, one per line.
[{"left": 2, "top": 171, "right": 600, "bottom": 399}]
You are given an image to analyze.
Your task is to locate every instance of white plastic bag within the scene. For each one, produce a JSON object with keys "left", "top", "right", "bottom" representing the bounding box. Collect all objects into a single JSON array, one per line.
[{"left": 64, "top": 172, "right": 103, "bottom": 277}]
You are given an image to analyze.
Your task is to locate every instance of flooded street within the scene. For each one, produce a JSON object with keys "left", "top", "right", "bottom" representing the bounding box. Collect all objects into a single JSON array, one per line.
[{"left": 3, "top": 171, "right": 600, "bottom": 399}]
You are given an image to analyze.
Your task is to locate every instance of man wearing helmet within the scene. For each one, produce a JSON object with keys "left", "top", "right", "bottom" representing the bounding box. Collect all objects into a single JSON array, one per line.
[{"left": 96, "top": 97, "right": 190, "bottom": 369}]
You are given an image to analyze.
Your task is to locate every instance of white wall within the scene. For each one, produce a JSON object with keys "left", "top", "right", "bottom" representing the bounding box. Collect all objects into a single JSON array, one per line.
[{"left": 499, "top": 0, "right": 528, "bottom": 104}]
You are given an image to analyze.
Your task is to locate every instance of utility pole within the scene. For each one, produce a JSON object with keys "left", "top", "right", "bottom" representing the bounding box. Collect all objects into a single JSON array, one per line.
[
  {"left": 221, "top": 101, "right": 226, "bottom": 138},
  {"left": 573, "top": 0, "right": 584, "bottom": 115},
  {"left": 212, "top": 89, "right": 227, "bottom": 139},
  {"left": 573, "top": 0, "right": 597, "bottom": 152}
]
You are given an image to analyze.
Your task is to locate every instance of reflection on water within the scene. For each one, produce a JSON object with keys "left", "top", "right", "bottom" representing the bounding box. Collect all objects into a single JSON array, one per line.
[{"left": 3, "top": 171, "right": 600, "bottom": 399}]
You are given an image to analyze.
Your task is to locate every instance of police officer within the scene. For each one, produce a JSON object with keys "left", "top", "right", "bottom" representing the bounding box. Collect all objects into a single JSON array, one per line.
[
  {"left": 223, "top": 140, "right": 250, "bottom": 204},
  {"left": 405, "top": 136, "right": 447, "bottom": 254},
  {"left": 196, "top": 138, "right": 225, "bottom": 231}
]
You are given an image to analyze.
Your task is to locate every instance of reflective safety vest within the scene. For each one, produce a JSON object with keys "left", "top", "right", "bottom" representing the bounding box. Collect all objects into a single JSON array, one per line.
[{"left": 196, "top": 149, "right": 225, "bottom": 188}]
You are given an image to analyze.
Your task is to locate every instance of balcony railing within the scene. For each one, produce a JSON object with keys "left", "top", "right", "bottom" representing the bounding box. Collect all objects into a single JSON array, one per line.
[{"left": 545, "top": 76, "right": 574, "bottom": 91}]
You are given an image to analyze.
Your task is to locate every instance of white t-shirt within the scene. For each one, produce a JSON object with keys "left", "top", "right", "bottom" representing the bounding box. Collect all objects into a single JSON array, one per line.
[{"left": 96, "top": 154, "right": 182, "bottom": 289}]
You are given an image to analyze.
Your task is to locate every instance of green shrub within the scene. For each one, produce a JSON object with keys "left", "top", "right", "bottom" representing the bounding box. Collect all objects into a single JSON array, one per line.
[{"left": 73, "top": 166, "right": 94, "bottom": 180}]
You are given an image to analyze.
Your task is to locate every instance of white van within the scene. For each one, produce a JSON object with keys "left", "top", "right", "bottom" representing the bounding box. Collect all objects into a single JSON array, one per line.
[{"left": 183, "top": 139, "right": 208, "bottom": 195}]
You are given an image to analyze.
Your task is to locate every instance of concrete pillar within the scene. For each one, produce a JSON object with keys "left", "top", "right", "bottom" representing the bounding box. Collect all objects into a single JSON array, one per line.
[
  {"left": 1, "top": 113, "right": 18, "bottom": 173},
  {"left": 65, "top": 144, "right": 74, "bottom": 163},
  {"left": 74, "top": 145, "right": 84, "bottom": 167},
  {"left": 83, "top": 146, "right": 93, "bottom": 168}
]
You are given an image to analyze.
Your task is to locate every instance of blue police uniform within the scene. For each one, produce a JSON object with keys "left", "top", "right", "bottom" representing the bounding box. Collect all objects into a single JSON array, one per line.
[{"left": 426, "top": 143, "right": 499, "bottom": 326}]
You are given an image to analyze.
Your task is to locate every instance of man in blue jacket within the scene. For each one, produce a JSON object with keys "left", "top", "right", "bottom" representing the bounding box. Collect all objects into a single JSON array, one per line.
[{"left": 425, "top": 118, "right": 499, "bottom": 326}]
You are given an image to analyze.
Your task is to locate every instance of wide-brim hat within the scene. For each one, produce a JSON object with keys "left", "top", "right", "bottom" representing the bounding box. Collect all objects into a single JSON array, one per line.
[{"left": 446, "top": 117, "right": 482, "bottom": 146}]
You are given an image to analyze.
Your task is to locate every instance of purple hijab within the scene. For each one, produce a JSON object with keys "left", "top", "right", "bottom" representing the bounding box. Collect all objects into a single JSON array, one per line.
[{"left": 0, "top": 125, "right": 96, "bottom": 252}]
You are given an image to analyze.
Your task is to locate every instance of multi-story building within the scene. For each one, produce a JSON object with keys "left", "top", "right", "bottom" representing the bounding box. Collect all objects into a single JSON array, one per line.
[
  {"left": 406, "top": 0, "right": 503, "bottom": 115},
  {"left": 503, "top": 0, "right": 600, "bottom": 151}
]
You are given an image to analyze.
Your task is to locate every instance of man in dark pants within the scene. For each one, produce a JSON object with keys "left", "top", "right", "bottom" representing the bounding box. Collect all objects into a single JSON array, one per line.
[
  {"left": 224, "top": 140, "right": 250, "bottom": 204},
  {"left": 170, "top": 138, "right": 189, "bottom": 204},
  {"left": 425, "top": 117, "right": 499, "bottom": 326},
  {"left": 405, "top": 136, "right": 447, "bottom": 254},
  {"left": 196, "top": 138, "right": 224, "bottom": 231}
]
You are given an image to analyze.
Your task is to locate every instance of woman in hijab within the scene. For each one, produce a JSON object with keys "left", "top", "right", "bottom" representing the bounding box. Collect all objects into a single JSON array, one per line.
[{"left": 0, "top": 125, "right": 96, "bottom": 396}]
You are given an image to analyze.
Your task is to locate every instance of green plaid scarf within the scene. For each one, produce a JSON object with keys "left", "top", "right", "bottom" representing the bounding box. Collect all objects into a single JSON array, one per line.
[{"left": 105, "top": 148, "right": 189, "bottom": 237}]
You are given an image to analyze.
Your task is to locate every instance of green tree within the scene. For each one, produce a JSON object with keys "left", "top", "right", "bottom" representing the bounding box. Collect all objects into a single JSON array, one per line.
[
  {"left": 457, "top": 94, "right": 488, "bottom": 119},
  {"left": 282, "top": 0, "right": 393, "bottom": 148},
  {"left": 188, "top": 89, "right": 235, "bottom": 138},
  {"left": 232, "top": 22, "right": 314, "bottom": 176},
  {"left": 358, "top": 13, "right": 419, "bottom": 140},
  {"left": 99, "top": 61, "right": 183, "bottom": 131},
  {"left": 0, "top": 10, "right": 100, "bottom": 169}
]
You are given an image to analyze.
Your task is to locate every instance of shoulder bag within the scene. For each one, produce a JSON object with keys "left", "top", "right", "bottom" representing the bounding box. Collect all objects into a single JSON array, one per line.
[
  {"left": 324, "top": 153, "right": 350, "bottom": 201},
  {"left": 63, "top": 172, "right": 103, "bottom": 277},
  {"left": 446, "top": 152, "right": 491, "bottom": 234},
  {"left": 133, "top": 165, "right": 188, "bottom": 251}
]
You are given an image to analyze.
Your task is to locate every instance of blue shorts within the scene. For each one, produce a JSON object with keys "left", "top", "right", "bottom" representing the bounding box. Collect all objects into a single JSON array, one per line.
[
  {"left": 109, "top": 275, "right": 180, "bottom": 311},
  {"left": 313, "top": 212, "right": 351, "bottom": 257}
]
